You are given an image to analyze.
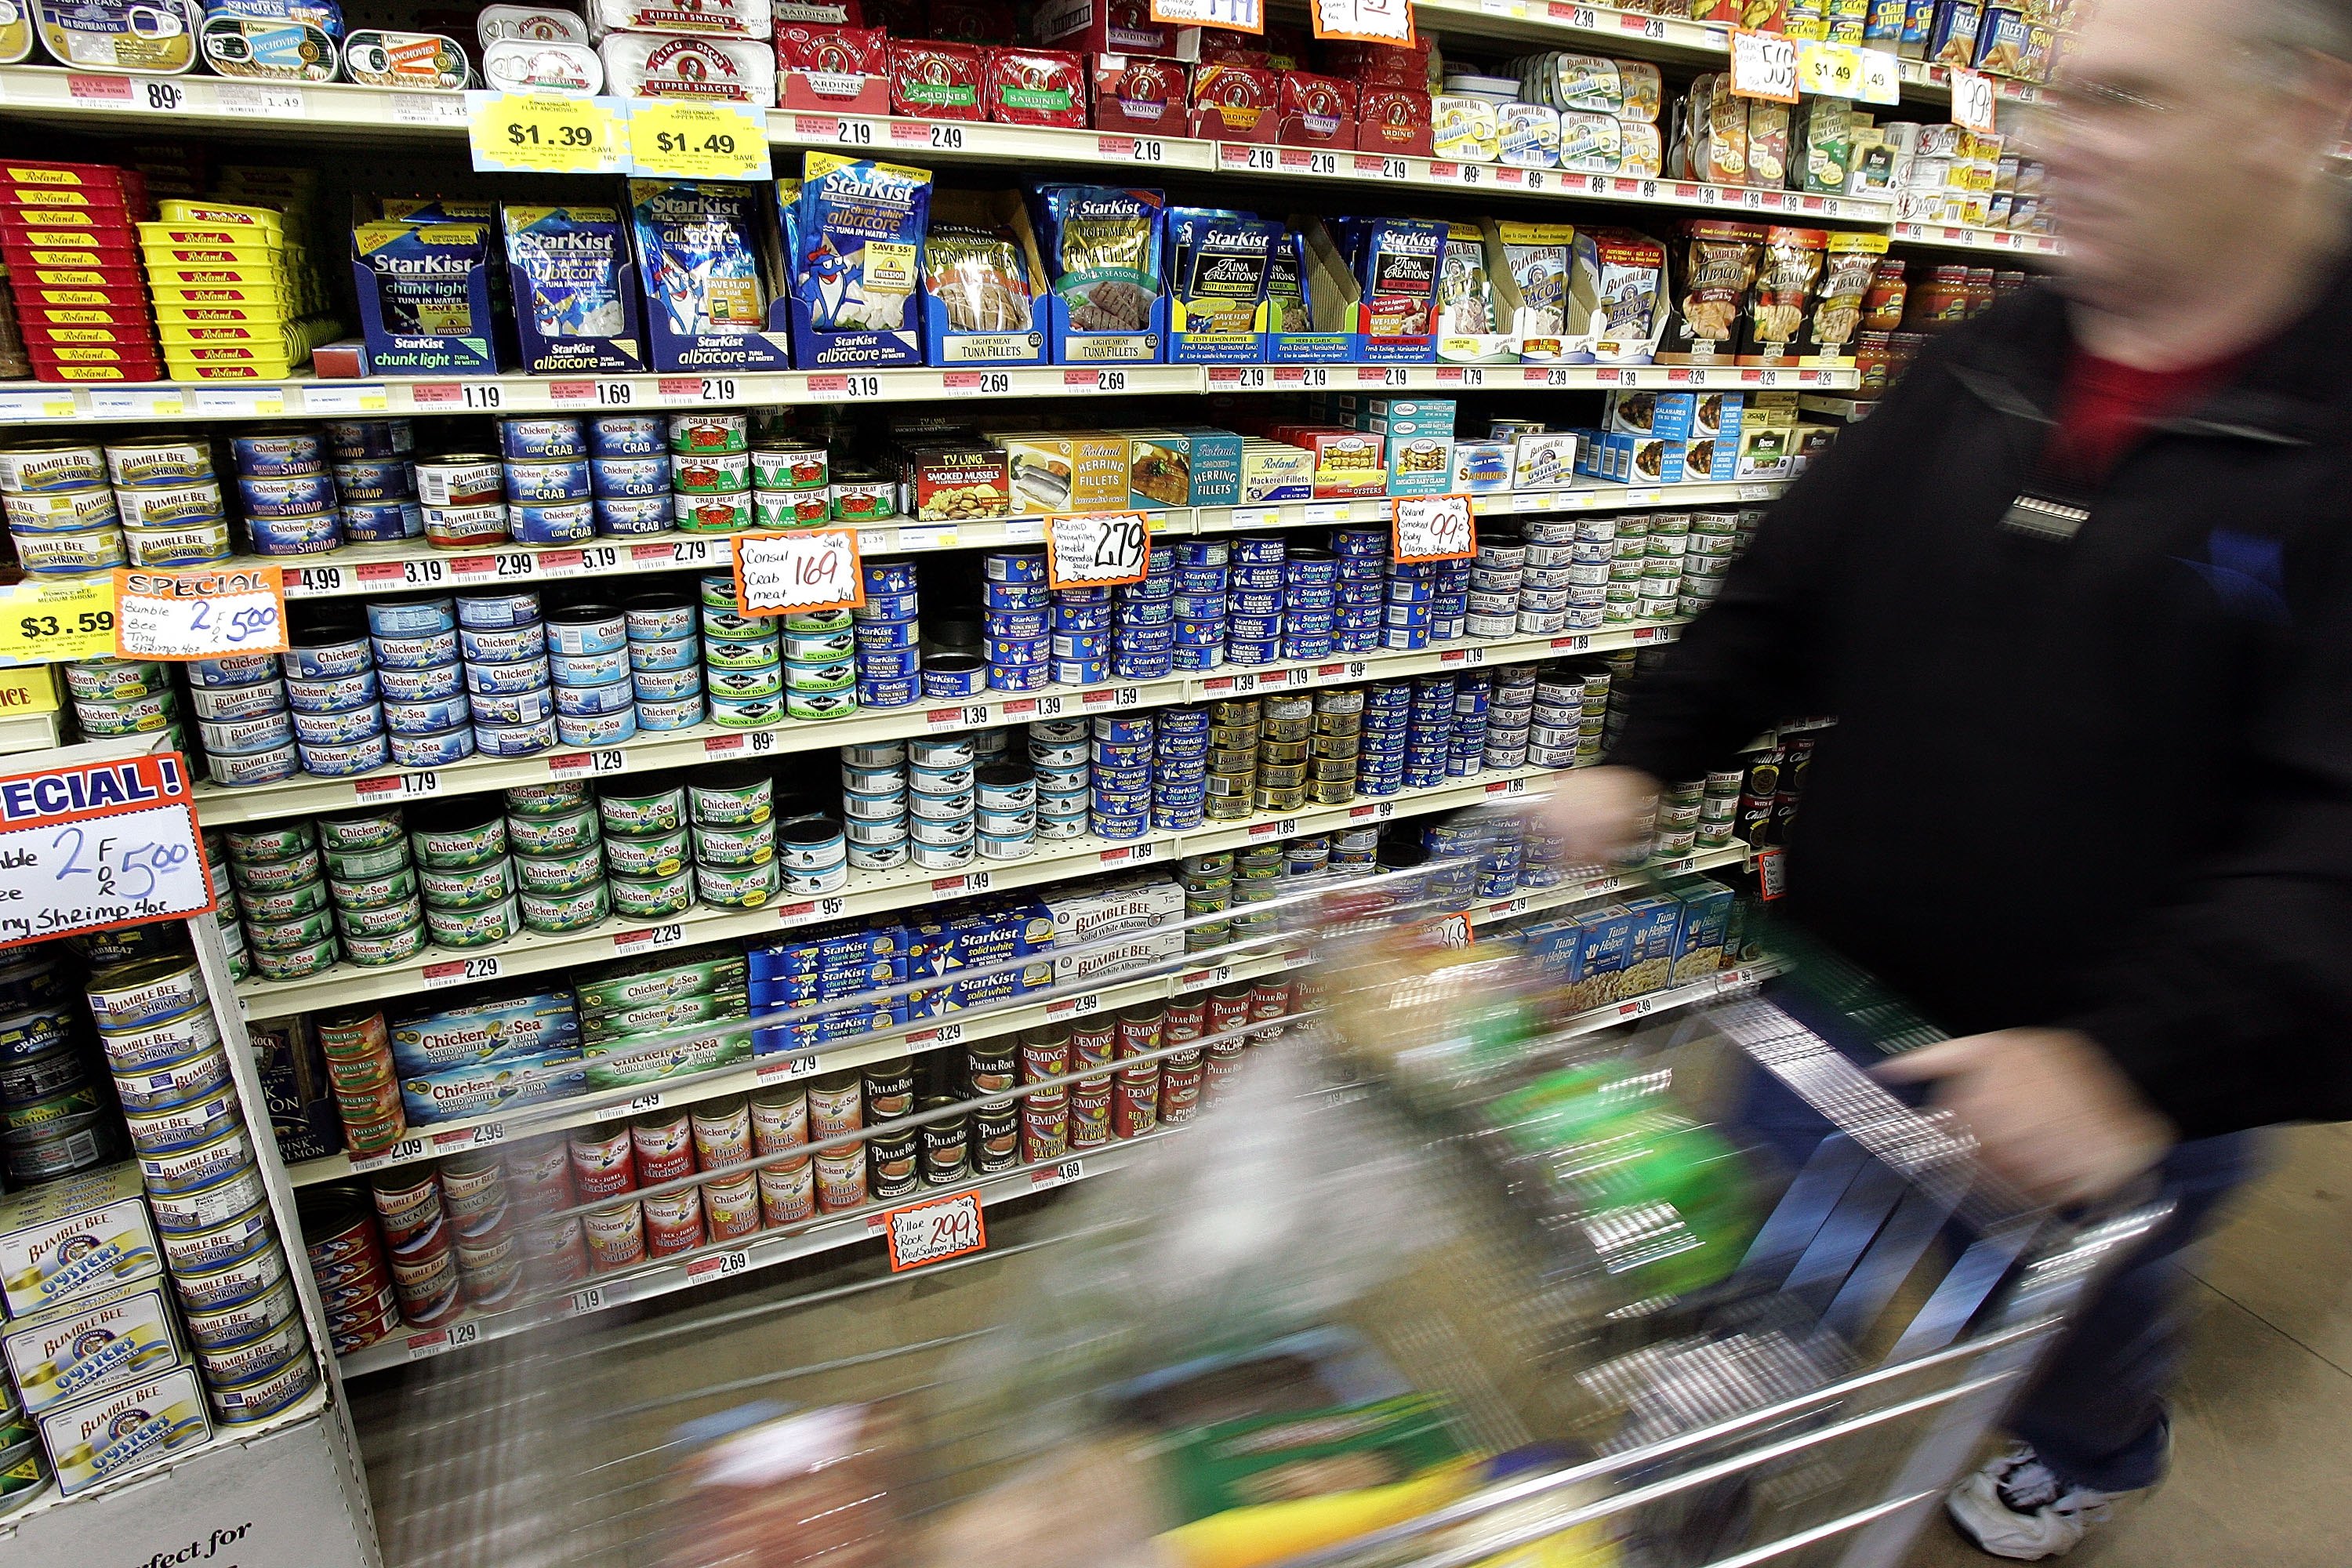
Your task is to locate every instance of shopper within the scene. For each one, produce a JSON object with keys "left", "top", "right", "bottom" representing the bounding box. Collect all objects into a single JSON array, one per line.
[{"left": 1543, "top": 0, "right": 2352, "bottom": 1557}]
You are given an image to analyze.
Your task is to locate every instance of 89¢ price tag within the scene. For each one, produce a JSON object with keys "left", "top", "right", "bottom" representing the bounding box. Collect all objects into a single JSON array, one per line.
[
  {"left": 732, "top": 529, "right": 866, "bottom": 616},
  {"left": 1045, "top": 511, "right": 1152, "bottom": 589},
  {"left": 881, "top": 1189, "right": 987, "bottom": 1271},
  {"left": 1392, "top": 494, "right": 1477, "bottom": 564}
]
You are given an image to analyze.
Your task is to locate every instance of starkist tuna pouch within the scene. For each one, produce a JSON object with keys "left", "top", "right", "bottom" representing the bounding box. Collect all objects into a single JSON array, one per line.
[
  {"left": 503, "top": 205, "right": 630, "bottom": 340},
  {"left": 789, "top": 151, "right": 930, "bottom": 333},
  {"left": 354, "top": 219, "right": 490, "bottom": 335},
  {"left": 1169, "top": 206, "right": 1277, "bottom": 334},
  {"left": 1032, "top": 184, "right": 1163, "bottom": 332},
  {"left": 629, "top": 180, "right": 764, "bottom": 336}
]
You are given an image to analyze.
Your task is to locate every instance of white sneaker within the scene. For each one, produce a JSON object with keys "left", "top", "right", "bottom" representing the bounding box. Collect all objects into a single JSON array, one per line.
[{"left": 1944, "top": 1445, "right": 2121, "bottom": 1560}]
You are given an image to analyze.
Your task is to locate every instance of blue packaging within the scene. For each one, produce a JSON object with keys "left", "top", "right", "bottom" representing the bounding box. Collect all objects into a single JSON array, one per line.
[
  {"left": 299, "top": 733, "right": 391, "bottom": 777},
  {"left": 631, "top": 180, "right": 793, "bottom": 372},
  {"left": 590, "top": 456, "right": 669, "bottom": 497},
  {"left": 985, "top": 635, "right": 1047, "bottom": 666},
  {"left": 638, "top": 693, "right": 706, "bottom": 729},
  {"left": 630, "top": 635, "right": 699, "bottom": 672},
  {"left": 1052, "top": 631, "right": 1108, "bottom": 660},
  {"left": 503, "top": 205, "right": 648, "bottom": 376},
  {"left": 983, "top": 550, "right": 1047, "bottom": 583},
  {"left": 786, "top": 153, "right": 931, "bottom": 367},
  {"left": 469, "top": 655, "right": 553, "bottom": 695},
  {"left": 383, "top": 695, "right": 471, "bottom": 735},
  {"left": 290, "top": 706, "right": 384, "bottom": 746},
  {"left": 862, "top": 561, "right": 916, "bottom": 596},
  {"left": 591, "top": 415, "right": 663, "bottom": 457},
  {"left": 1114, "top": 652, "right": 1174, "bottom": 679},
  {"left": 1228, "top": 589, "right": 1283, "bottom": 618},
  {"left": 857, "top": 588, "right": 918, "bottom": 620},
  {"left": 477, "top": 716, "right": 559, "bottom": 756},
  {"left": 632, "top": 663, "right": 701, "bottom": 700},
  {"left": 860, "top": 676, "right": 920, "bottom": 708},
  {"left": 1116, "top": 601, "right": 1173, "bottom": 631},
  {"left": 1052, "top": 659, "right": 1107, "bottom": 685},
  {"left": 1091, "top": 811, "right": 1148, "bottom": 840},
  {"left": 1051, "top": 604, "right": 1110, "bottom": 633},
  {"left": 855, "top": 619, "right": 920, "bottom": 652},
  {"left": 230, "top": 430, "right": 324, "bottom": 477},
  {"left": 285, "top": 671, "right": 377, "bottom": 714},
  {"left": 497, "top": 417, "right": 589, "bottom": 461},
  {"left": 1232, "top": 535, "right": 1286, "bottom": 564},
  {"left": 512, "top": 502, "right": 597, "bottom": 546},
  {"left": 1283, "top": 633, "right": 1335, "bottom": 659},
  {"left": 504, "top": 459, "right": 592, "bottom": 503},
  {"left": 1116, "top": 624, "right": 1174, "bottom": 654},
  {"left": 549, "top": 646, "right": 627, "bottom": 686},
  {"left": 390, "top": 724, "right": 475, "bottom": 768},
  {"left": 558, "top": 708, "right": 638, "bottom": 747},
  {"left": 858, "top": 647, "right": 921, "bottom": 679},
  {"left": 459, "top": 622, "right": 546, "bottom": 663},
  {"left": 456, "top": 590, "right": 540, "bottom": 630},
  {"left": 470, "top": 687, "right": 555, "bottom": 724},
  {"left": 988, "top": 663, "right": 1047, "bottom": 692},
  {"left": 1226, "top": 638, "right": 1276, "bottom": 664},
  {"left": 924, "top": 660, "right": 987, "bottom": 697},
  {"left": 1093, "top": 713, "right": 1153, "bottom": 742},
  {"left": 592, "top": 495, "right": 670, "bottom": 537},
  {"left": 371, "top": 629, "right": 457, "bottom": 670},
  {"left": 350, "top": 203, "right": 500, "bottom": 376},
  {"left": 378, "top": 662, "right": 463, "bottom": 702},
  {"left": 555, "top": 678, "right": 635, "bottom": 717},
  {"left": 322, "top": 419, "right": 409, "bottom": 461},
  {"left": 366, "top": 595, "right": 454, "bottom": 637},
  {"left": 1229, "top": 564, "right": 1283, "bottom": 592},
  {"left": 1288, "top": 584, "right": 1338, "bottom": 611},
  {"left": 332, "top": 459, "right": 408, "bottom": 502},
  {"left": 1093, "top": 764, "right": 1149, "bottom": 793},
  {"left": 1174, "top": 568, "right": 1227, "bottom": 597},
  {"left": 247, "top": 511, "right": 343, "bottom": 556},
  {"left": 342, "top": 500, "right": 423, "bottom": 543},
  {"left": 985, "top": 610, "right": 1048, "bottom": 640},
  {"left": 1227, "top": 612, "right": 1281, "bottom": 641},
  {"left": 1286, "top": 608, "right": 1335, "bottom": 633}
]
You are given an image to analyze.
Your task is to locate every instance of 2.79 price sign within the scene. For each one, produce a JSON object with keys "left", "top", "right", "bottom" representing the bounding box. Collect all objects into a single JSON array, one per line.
[{"left": 1046, "top": 510, "right": 1151, "bottom": 589}]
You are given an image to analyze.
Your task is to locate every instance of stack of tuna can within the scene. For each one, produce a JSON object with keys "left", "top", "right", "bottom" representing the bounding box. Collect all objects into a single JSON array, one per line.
[
  {"left": 851, "top": 561, "right": 920, "bottom": 710},
  {"left": 699, "top": 573, "right": 789, "bottom": 728},
  {"left": 1332, "top": 527, "right": 1387, "bottom": 652},
  {"left": 688, "top": 765, "right": 779, "bottom": 909},
  {"left": 321, "top": 810, "right": 425, "bottom": 969},
  {"left": 1089, "top": 713, "right": 1152, "bottom": 840},
  {"left": 508, "top": 784, "right": 610, "bottom": 935},
  {"left": 228, "top": 820, "right": 332, "bottom": 982},
  {"left": 840, "top": 741, "right": 911, "bottom": 872},
  {"left": 88, "top": 951, "right": 319, "bottom": 1428},
  {"left": 1110, "top": 547, "right": 1174, "bottom": 681},
  {"left": 623, "top": 590, "right": 706, "bottom": 731},
  {"left": 1029, "top": 719, "right": 1089, "bottom": 840},
  {"left": 779, "top": 603, "right": 854, "bottom": 725},
  {"left": 1225, "top": 536, "right": 1283, "bottom": 666},
  {"left": 60, "top": 658, "right": 188, "bottom": 771},
  {"left": 0, "top": 951, "right": 110, "bottom": 1185},
  {"left": 907, "top": 734, "right": 978, "bottom": 873},
  {"left": 1204, "top": 698, "right": 1258, "bottom": 822},
  {"left": 596, "top": 777, "right": 692, "bottom": 921},
  {"left": 1308, "top": 688, "right": 1363, "bottom": 804},
  {"left": 975, "top": 759, "right": 1036, "bottom": 861},
  {"left": 1151, "top": 705, "right": 1209, "bottom": 831},
  {"left": 1170, "top": 539, "right": 1228, "bottom": 670},
  {"left": 1280, "top": 548, "right": 1339, "bottom": 662},
  {"left": 1485, "top": 666, "right": 1537, "bottom": 770},
  {"left": 547, "top": 602, "right": 637, "bottom": 749},
  {"left": 978, "top": 550, "right": 1049, "bottom": 694}
]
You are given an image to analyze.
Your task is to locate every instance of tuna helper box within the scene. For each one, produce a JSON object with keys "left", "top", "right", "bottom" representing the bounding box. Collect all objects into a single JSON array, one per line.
[
  {"left": 349, "top": 198, "right": 508, "bottom": 376},
  {"left": 501, "top": 203, "right": 646, "bottom": 376},
  {"left": 630, "top": 179, "right": 795, "bottom": 372},
  {"left": 782, "top": 153, "right": 931, "bottom": 370},
  {"left": 919, "top": 187, "right": 1050, "bottom": 368}
]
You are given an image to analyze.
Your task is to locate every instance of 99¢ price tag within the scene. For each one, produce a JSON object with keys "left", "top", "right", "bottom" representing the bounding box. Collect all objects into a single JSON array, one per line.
[
  {"left": 466, "top": 91, "right": 630, "bottom": 175},
  {"left": 882, "top": 1189, "right": 987, "bottom": 1271},
  {"left": 1949, "top": 67, "right": 1998, "bottom": 135},
  {"left": 1392, "top": 494, "right": 1477, "bottom": 564},
  {"left": 732, "top": 528, "right": 866, "bottom": 616},
  {"left": 113, "top": 566, "right": 287, "bottom": 660},
  {"left": 1045, "top": 511, "right": 1152, "bottom": 589}
]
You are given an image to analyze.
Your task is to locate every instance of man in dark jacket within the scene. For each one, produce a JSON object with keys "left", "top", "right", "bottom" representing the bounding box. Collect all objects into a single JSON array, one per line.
[{"left": 1545, "top": 0, "right": 2352, "bottom": 1556}]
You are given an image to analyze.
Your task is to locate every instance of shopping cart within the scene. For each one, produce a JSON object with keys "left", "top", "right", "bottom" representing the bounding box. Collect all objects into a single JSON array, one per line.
[{"left": 347, "top": 842, "right": 2171, "bottom": 1568}]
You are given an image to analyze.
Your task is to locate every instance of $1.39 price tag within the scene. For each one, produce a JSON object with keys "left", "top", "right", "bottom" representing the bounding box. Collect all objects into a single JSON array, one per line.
[
  {"left": 466, "top": 91, "right": 630, "bottom": 175},
  {"left": 1730, "top": 29, "right": 1800, "bottom": 103},
  {"left": 881, "top": 1189, "right": 987, "bottom": 1271},
  {"left": 1045, "top": 511, "right": 1151, "bottom": 589},
  {"left": 627, "top": 101, "right": 771, "bottom": 180},
  {"left": 112, "top": 566, "right": 287, "bottom": 661},
  {"left": 0, "top": 576, "right": 116, "bottom": 666},
  {"left": 1392, "top": 493, "right": 1476, "bottom": 564},
  {"left": 732, "top": 528, "right": 866, "bottom": 616}
]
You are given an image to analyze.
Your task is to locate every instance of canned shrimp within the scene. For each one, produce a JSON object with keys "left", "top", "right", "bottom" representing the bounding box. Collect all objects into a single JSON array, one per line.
[
  {"left": 238, "top": 474, "right": 336, "bottom": 518},
  {"left": 184, "top": 1275, "right": 305, "bottom": 1352},
  {"left": 96, "top": 1008, "right": 220, "bottom": 1076},
  {"left": 170, "top": 1233, "right": 287, "bottom": 1310},
  {"left": 194, "top": 1316, "right": 307, "bottom": 1388},
  {"left": 146, "top": 1160, "right": 267, "bottom": 1233},
  {"left": 85, "top": 958, "right": 204, "bottom": 1033},
  {"left": 162, "top": 1201, "right": 274, "bottom": 1274},
  {"left": 0, "top": 439, "right": 105, "bottom": 492},
  {"left": 111, "top": 1044, "right": 230, "bottom": 1115}
]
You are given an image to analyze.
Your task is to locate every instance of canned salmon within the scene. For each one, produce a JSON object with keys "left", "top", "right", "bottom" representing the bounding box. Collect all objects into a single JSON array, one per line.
[
  {"left": 1112, "top": 1063, "right": 1160, "bottom": 1139},
  {"left": 1114, "top": 1004, "right": 1162, "bottom": 1060},
  {"left": 812, "top": 1146, "right": 866, "bottom": 1213},
  {"left": 691, "top": 1095, "right": 751, "bottom": 1169},
  {"left": 1068, "top": 1077, "right": 1112, "bottom": 1149},
  {"left": 1160, "top": 1053, "right": 1204, "bottom": 1124},
  {"left": 1069, "top": 1019, "right": 1116, "bottom": 1072},
  {"left": 582, "top": 1201, "right": 646, "bottom": 1272},
  {"left": 757, "top": 1160, "right": 814, "bottom": 1226},
  {"left": 749, "top": 1087, "right": 807, "bottom": 1154},
  {"left": 702, "top": 1171, "right": 759, "bottom": 1240},
  {"left": 1020, "top": 1087, "right": 1069, "bottom": 1165}
]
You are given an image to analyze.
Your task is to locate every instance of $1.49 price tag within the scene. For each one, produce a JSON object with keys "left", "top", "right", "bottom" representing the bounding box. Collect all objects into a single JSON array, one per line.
[
  {"left": 113, "top": 566, "right": 287, "bottom": 661},
  {"left": 1045, "top": 511, "right": 1151, "bottom": 589},
  {"left": 881, "top": 1189, "right": 987, "bottom": 1271},
  {"left": 1392, "top": 494, "right": 1476, "bottom": 564},
  {"left": 732, "top": 528, "right": 866, "bottom": 616},
  {"left": 628, "top": 101, "right": 771, "bottom": 180},
  {"left": 466, "top": 91, "right": 631, "bottom": 175}
]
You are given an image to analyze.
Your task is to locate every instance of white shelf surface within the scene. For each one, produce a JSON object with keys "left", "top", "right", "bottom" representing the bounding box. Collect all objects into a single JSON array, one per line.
[
  {"left": 193, "top": 622, "right": 1687, "bottom": 826},
  {"left": 1890, "top": 221, "right": 2064, "bottom": 256},
  {"left": 334, "top": 949, "right": 1777, "bottom": 1377}
]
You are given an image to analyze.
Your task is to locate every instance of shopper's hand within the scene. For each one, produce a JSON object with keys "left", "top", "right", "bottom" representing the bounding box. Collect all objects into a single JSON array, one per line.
[
  {"left": 1876, "top": 1029, "right": 2176, "bottom": 1207},
  {"left": 1538, "top": 765, "right": 1661, "bottom": 867}
]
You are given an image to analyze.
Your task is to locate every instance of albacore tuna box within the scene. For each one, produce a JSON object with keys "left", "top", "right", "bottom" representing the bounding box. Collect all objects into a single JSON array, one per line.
[
  {"left": 390, "top": 989, "right": 579, "bottom": 1076},
  {"left": 1040, "top": 877, "right": 1183, "bottom": 981}
]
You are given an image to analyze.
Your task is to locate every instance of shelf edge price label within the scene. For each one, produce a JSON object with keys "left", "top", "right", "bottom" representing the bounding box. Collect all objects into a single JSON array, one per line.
[
  {"left": 1729, "top": 30, "right": 1798, "bottom": 103},
  {"left": 112, "top": 565, "right": 287, "bottom": 662},
  {"left": 1949, "top": 67, "right": 1998, "bottom": 135},
  {"left": 1391, "top": 493, "right": 1476, "bottom": 564},
  {"left": 1044, "top": 510, "right": 1151, "bottom": 590},
  {"left": 465, "top": 90, "right": 630, "bottom": 175},
  {"left": 626, "top": 100, "right": 772, "bottom": 180},
  {"left": 881, "top": 1189, "right": 987, "bottom": 1272},
  {"left": 731, "top": 528, "right": 866, "bottom": 617},
  {"left": 0, "top": 575, "right": 117, "bottom": 667}
]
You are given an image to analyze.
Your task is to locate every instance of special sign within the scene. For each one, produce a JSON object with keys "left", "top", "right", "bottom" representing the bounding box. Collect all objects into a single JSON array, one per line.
[{"left": 0, "top": 752, "right": 215, "bottom": 948}]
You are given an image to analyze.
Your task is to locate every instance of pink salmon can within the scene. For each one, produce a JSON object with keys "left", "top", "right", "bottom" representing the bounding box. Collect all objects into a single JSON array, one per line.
[
  {"left": 703, "top": 1171, "right": 760, "bottom": 1240},
  {"left": 631, "top": 1109, "right": 697, "bottom": 1184},
  {"left": 582, "top": 1200, "right": 647, "bottom": 1272},
  {"left": 812, "top": 1146, "right": 866, "bottom": 1213},
  {"left": 569, "top": 1122, "right": 636, "bottom": 1200},
  {"left": 691, "top": 1096, "right": 752, "bottom": 1171},
  {"left": 757, "top": 1159, "right": 814, "bottom": 1227},
  {"left": 1164, "top": 996, "right": 1207, "bottom": 1044},
  {"left": 750, "top": 1087, "right": 808, "bottom": 1155},
  {"left": 1204, "top": 1038, "right": 1249, "bottom": 1104},
  {"left": 1160, "top": 1051, "right": 1204, "bottom": 1124},
  {"left": 641, "top": 1188, "right": 706, "bottom": 1258}
]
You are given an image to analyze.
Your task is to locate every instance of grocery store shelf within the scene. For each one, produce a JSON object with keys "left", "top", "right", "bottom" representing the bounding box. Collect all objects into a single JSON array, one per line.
[
  {"left": 292, "top": 945, "right": 1299, "bottom": 1185},
  {"left": 1890, "top": 221, "right": 2064, "bottom": 256},
  {"left": 270, "top": 481, "right": 1788, "bottom": 601},
  {"left": 191, "top": 622, "right": 1685, "bottom": 825},
  {"left": 0, "top": 361, "right": 1857, "bottom": 425},
  {"left": 333, "top": 949, "right": 1779, "bottom": 1377},
  {"left": 0, "top": 1385, "right": 332, "bottom": 1533},
  {"left": 229, "top": 763, "right": 1566, "bottom": 1011},
  {"left": 1460, "top": 840, "right": 1750, "bottom": 929},
  {"left": 1798, "top": 394, "right": 1875, "bottom": 423}
]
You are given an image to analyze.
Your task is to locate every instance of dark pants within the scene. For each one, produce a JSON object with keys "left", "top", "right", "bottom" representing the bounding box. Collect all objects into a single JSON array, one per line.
[{"left": 1735, "top": 983, "right": 2257, "bottom": 1496}]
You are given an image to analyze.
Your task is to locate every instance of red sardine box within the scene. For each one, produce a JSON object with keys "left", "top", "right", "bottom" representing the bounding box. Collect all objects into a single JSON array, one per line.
[
  {"left": 1277, "top": 71, "right": 1358, "bottom": 149},
  {"left": 1091, "top": 53, "right": 1187, "bottom": 134},
  {"left": 1188, "top": 62, "right": 1279, "bottom": 143},
  {"left": 1357, "top": 85, "right": 1432, "bottom": 157}
]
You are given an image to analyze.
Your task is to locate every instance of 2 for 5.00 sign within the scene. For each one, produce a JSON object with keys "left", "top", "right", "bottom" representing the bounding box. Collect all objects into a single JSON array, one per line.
[
  {"left": 0, "top": 752, "right": 214, "bottom": 949},
  {"left": 114, "top": 566, "right": 287, "bottom": 661}
]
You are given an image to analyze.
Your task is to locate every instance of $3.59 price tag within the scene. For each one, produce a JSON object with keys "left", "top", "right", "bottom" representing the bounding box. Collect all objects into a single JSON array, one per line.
[
  {"left": 113, "top": 566, "right": 287, "bottom": 661},
  {"left": 1392, "top": 493, "right": 1476, "bottom": 564},
  {"left": 881, "top": 1189, "right": 987, "bottom": 1271},
  {"left": 466, "top": 91, "right": 631, "bottom": 175},
  {"left": 0, "top": 576, "right": 116, "bottom": 666},
  {"left": 1045, "top": 511, "right": 1151, "bottom": 589},
  {"left": 628, "top": 101, "right": 771, "bottom": 180},
  {"left": 732, "top": 528, "right": 866, "bottom": 616}
]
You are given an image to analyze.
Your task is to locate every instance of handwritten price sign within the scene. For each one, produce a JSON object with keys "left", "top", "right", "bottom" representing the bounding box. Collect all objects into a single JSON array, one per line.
[
  {"left": 881, "top": 1189, "right": 987, "bottom": 1271},
  {"left": 0, "top": 751, "right": 213, "bottom": 948},
  {"left": 1392, "top": 494, "right": 1477, "bottom": 564},
  {"left": 113, "top": 565, "right": 287, "bottom": 660},
  {"left": 1950, "top": 68, "right": 1998, "bottom": 134},
  {"left": 1045, "top": 511, "right": 1151, "bottom": 589},
  {"left": 732, "top": 529, "right": 866, "bottom": 616},
  {"left": 1730, "top": 30, "right": 1799, "bottom": 103}
]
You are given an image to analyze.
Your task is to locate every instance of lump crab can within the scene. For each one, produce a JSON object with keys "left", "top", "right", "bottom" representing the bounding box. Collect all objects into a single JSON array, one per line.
[{"left": 499, "top": 416, "right": 588, "bottom": 461}]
